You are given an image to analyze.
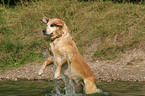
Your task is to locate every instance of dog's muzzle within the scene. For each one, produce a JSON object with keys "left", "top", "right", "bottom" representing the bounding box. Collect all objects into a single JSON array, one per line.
[{"left": 42, "top": 29, "right": 53, "bottom": 38}]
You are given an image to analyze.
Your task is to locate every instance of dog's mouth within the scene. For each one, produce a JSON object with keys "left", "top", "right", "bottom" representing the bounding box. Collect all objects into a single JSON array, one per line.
[
  {"left": 42, "top": 29, "right": 61, "bottom": 42},
  {"left": 43, "top": 32, "right": 53, "bottom": 37},
  {"left": 42, "top": 29, "right": 58, "bottom": 42}
]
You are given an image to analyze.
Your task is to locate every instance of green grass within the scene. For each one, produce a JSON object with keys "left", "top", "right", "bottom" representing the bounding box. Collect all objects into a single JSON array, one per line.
[{"left": 0, "top": 0, "right": 145, "bottom": 70}]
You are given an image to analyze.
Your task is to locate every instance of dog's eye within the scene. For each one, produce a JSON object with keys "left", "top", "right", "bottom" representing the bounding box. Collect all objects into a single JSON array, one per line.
[{"left": 50, "top": 24, "right": 55, "bottom": 27}]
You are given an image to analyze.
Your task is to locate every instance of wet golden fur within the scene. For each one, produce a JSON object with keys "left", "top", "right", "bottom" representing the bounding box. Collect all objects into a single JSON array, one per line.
[{"left": 39, "top": 17, "right": 102, "bottom": 94}]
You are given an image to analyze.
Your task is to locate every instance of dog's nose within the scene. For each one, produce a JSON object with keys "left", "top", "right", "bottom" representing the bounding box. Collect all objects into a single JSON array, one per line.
[{"left": 43, "top": 29, "right": 46, "bottom": 34}]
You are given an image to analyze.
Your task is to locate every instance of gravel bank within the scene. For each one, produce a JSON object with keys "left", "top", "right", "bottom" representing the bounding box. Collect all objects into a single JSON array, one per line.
[{"left": 0, "top": 59, "right": 145, "bottom": 81}]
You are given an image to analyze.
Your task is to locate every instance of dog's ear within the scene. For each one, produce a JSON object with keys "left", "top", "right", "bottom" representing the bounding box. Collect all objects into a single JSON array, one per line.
[
  {"left": 53, "top": 19, "right": 64, "bottom": 27},
  {"left": 41, "top": 17, "right": 49, "bottom": 23}
]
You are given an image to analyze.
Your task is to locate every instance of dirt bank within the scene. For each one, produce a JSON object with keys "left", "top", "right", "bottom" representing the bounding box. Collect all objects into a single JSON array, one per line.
[{"left": 0, "top": 57, "right": 145, "bottom": 81}]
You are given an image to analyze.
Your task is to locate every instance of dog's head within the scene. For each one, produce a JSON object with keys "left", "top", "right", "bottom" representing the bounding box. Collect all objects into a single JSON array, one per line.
[{"left": 41, "top": 17, "right": 66, "bottom": 40}]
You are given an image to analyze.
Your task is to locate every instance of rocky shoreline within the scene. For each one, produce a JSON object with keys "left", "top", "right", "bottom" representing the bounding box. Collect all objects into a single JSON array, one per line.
[{"left": 0, "top": 59, "right": 145, "bottom": 81}]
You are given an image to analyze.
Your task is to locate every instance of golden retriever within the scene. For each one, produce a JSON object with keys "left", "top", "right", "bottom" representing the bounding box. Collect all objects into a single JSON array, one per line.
[{"left": 39, "top": 17, "right": 102, "bottom": 94}]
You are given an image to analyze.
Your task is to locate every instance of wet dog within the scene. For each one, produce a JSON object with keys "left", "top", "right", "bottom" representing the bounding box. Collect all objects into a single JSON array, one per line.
[{"left": 39, "top": 17, "right": 102, "bottom": 94}]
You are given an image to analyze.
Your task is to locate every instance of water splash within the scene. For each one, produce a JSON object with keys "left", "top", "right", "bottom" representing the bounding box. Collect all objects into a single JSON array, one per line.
[
  {"left": 50, "top": 54, "right": 78, "bottom": 96},
  {"left": 61, "top": 57, "right": 76, "bottom": 95}
]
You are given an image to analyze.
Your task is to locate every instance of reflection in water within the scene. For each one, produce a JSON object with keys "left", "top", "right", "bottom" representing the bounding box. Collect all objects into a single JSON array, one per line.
[{"left": 0, "top": 80, "right": 145, "bottom": 96}]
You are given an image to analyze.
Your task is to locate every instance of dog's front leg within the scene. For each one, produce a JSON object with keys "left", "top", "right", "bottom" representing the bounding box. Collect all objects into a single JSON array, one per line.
[
  {"left": 54, "top": 64, "right": 62, "bottom": 79},
  {"left": 39, "top": 56, "right": 52, "bottom": 75},
  {"left": 54, "top": 57, "right": 67, "bottom": 79}
]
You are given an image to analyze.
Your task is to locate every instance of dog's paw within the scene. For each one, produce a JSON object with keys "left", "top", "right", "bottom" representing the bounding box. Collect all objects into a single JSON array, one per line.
[
  {"left": 54, "top": 72, "right": 60, "bottom": 79},
  {"left": 38, "top": 70, "right": 43, "bottom": 76}
]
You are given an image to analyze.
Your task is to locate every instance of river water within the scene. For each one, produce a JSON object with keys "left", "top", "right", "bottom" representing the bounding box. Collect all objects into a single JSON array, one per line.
[{"left": 0, "top": 80, "right": 145, "bottom": 96}]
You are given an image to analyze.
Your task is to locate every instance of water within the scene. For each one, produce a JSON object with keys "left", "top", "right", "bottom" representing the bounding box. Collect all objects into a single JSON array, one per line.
[
  {"left": 0, "top": 80, "right": 145, "bottom": 96},
  {"left": 0, "top": 80, "right": 53, "bottom": 96}
]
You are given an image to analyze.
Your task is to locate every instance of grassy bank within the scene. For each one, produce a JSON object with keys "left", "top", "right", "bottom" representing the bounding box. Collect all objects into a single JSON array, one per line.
[{"left": 0, "top": 0, "right": 145, "bottom": 70}]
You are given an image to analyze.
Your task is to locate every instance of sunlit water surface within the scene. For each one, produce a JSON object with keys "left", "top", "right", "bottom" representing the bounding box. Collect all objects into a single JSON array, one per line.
[{"left": 0, "top": 80, "right": 145, "bottom": 96}]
